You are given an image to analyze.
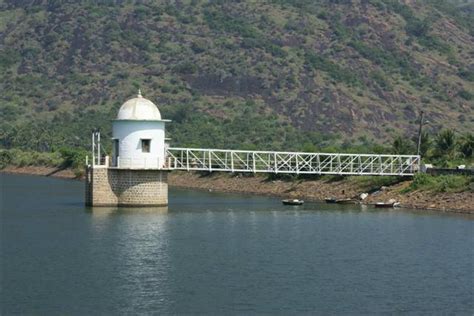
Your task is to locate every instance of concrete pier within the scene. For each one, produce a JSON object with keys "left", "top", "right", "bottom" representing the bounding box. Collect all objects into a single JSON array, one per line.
[{"left": 85, "top": 166, "right": 168, "bottom": 207}]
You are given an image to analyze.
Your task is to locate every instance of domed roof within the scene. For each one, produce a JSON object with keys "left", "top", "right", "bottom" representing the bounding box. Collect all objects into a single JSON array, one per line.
[{"left": 116, "top": 90, "right": 162, "bottom": 121}]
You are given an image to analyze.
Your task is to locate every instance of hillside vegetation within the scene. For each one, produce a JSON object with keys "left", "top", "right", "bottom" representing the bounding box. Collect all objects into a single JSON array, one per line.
[{"left": 0, "top": 0, "right": 473, "bottom": 154}]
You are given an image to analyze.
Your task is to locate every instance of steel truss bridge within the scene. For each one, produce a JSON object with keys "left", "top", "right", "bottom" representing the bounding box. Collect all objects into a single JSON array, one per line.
[{"left": 166, "top": 148, "right": 420, "bottom": 176}]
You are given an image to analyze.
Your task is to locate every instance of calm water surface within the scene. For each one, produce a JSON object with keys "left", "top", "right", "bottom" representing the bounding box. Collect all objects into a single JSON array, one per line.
[{"left": 1, "top": 173, "right": 473, "bottom": 314}]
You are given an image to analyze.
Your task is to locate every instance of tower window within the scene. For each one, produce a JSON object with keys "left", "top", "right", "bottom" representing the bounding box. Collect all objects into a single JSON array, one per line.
[{"left": 141, "top": 139, "right": 151, "bottom": 153}]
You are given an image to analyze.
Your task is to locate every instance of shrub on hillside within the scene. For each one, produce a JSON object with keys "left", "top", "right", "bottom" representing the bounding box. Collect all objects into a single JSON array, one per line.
[
  {"left": 58, "top": 147, "right": 87, "bottom": 169},
  {"left": 0, "top": 149, "right": 62, "bottom": 168},
  {"left": 0, "top": 150, "right": 13, "bottom": 168},
  {"left": 404, "top": 173, "right": 472, "bottom": 193}
]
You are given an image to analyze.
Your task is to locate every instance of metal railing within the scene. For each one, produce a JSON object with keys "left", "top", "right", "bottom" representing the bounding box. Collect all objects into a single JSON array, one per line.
[
  {"left": 166, "top": 148, "right": 420, "bottom": 176},
  {"left": 114, "top": 157, "right": 163, "bottom": 169}
]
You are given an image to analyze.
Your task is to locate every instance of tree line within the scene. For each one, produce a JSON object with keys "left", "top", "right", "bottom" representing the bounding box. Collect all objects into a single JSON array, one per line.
[{"left": 392, "top": 129, "right": 473, "bottom": 167}]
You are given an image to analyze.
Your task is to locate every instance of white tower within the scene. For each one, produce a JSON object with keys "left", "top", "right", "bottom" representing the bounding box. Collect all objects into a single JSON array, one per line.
[
  {"left": 112, "top": 90, "right": 170, "bottom": 169},
  {"left": 85, "top": 90, "right": 170, "bottom": 207}
]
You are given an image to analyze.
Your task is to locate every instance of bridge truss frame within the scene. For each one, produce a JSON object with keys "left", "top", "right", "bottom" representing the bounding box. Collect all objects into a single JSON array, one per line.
[{"left": 166, "top": 148, "right": 420, "bottom": 176}]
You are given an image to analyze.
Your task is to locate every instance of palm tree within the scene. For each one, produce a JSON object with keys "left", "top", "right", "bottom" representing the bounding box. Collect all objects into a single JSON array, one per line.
[
  {"left": 392, "top": 135, "right": 413, "bottom": 155},
  {"left": 435, "top": 129, "right": 457, "bottom": 160},
  {"left": 458, "top": 133, "right": 473, "bottom": 158},
  {"left": 411, "top": 130, "right": 431, "bottom": 157}
]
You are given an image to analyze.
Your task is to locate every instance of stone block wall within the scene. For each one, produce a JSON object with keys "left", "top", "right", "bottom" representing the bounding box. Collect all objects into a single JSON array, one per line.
[{"left": 85, "top": 167, "right": 168, "bottom": 206}]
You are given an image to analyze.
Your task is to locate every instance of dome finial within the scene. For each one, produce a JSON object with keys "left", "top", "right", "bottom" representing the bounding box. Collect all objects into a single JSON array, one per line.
[{"left": 137, "top": 89, "right": 142, "bottom": 98}]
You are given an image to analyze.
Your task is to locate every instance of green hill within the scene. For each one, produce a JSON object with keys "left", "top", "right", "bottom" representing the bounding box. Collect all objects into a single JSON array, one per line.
[{"left": 1, "top": 0, "right": 473, "bottom": 153}]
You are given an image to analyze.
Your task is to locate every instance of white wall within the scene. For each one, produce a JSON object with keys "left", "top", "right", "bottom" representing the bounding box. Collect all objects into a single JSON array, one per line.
[{"left": 112, "top": 120, "right": 166, "bottom": 169}]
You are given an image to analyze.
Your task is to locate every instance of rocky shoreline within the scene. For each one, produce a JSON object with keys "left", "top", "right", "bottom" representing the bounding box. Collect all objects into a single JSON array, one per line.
[
  {"left": 2, "top": 166, "right": 473, "bottom": 214},
  {"left": 168, "top": 171, "right": 474, "bottom": 214}
]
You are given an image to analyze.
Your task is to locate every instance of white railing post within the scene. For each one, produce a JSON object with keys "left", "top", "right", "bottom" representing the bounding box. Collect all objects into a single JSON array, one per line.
[
  {"left": 186, "top": 149, "right": 189, "bottom": 171},
  {"left": 209, "top": 150, "right": 212, "bottom": 172},
  {"left": 97, "top": 132, "right": 100, "bottom": 165},
  {"left": 381, "top": 156, "right": 384, "bottom": 174},
  {"left": 316, "top": 154, "right": 320, "bottom": 174},
  {"left": 274, "top": 152, "right": 277, "bottom": 173},
  {"left": 337, "top": 155, "right": 341, "bottom": 174},
  {"left": 252, "top": 152, "right": 256, "bottom": 173},
  {"left": 231, "top": 151, "right": 234, "bottom": 172},
  {"left": 295, "top": 154, "right": 299, "bottom": 174},
  {"left": 92, "top": 133, "right": 95, "bottom": 166}
]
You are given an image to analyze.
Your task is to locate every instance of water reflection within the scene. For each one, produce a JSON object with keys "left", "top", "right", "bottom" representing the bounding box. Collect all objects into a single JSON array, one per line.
[
  {"left": 87, "top": 205, "right": 172, "bottom": 312},
  {"left": 2, "top": 173, "right": 474, "bottom": 315},
  {"left": 87, "top": 206, "right": 169, "bottom": 216}
]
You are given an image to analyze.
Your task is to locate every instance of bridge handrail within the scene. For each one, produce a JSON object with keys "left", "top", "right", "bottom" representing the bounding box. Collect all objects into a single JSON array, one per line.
[
  {"left": 168, "top": 147, "right": 419, "bottom": 158},
  {"left": 166, "top": 147, "right": 420, "bottom": 176}
]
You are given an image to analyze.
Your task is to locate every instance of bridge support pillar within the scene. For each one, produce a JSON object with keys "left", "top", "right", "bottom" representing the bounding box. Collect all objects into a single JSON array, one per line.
[{"left": 85, "top": 166, "right": 168, "bottom": 207}]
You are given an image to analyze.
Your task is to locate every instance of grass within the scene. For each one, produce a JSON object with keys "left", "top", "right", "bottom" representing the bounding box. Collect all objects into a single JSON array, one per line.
[
  {"left": 402, "top": 173, "right": 473, "bottom": 193},
  {"left": 266, "top": 174, "right": 407, "bottom": 193},
  {"left": 266, "top": 172, "right": 473, "bottom": 195},
  {"left": 347, "top": 176, "right": 406, "bottom": 192}
]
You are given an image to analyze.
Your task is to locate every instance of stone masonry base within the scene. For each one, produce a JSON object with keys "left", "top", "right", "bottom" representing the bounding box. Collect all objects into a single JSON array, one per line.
[{"left": 85, "top": 167, "right": 168, "bottom": 207}]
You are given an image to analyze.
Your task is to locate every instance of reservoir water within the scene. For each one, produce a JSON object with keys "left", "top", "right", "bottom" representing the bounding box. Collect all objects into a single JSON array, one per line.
[{"left": 1, "top": 173, "right": 473, "bottom": 314}]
